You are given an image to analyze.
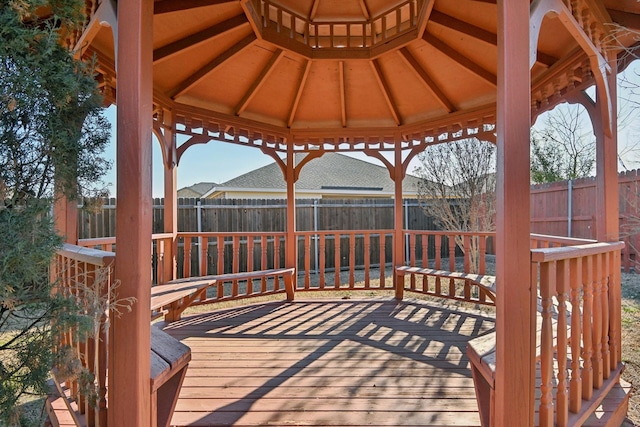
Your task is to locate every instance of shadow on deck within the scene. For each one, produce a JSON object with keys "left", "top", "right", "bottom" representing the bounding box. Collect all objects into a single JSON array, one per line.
[{"left": 159, "top": 297, "right": 496, "bottom": 427}]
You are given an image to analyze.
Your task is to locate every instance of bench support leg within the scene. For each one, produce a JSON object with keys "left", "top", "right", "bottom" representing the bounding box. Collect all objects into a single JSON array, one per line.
[
  {"left": 395, "top": 273, "right": 404, "bottom": 300},
  {"left": 152, "top": 366, "right": 188, "bottom": 427},
  {"left": 284, "top": 274, "right": 295, "bottom": 301},
  {"left": 470, "top": 363, "right": 494, "bottom": 427}
]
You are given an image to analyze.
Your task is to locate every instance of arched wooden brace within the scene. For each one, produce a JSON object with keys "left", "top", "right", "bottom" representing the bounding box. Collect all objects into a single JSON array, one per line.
[
  {"left": 562, "top": 64, "right": 619, "bottom": 242},
  {"left": 72, "top": 0, "right": 118, "bottom": 59},
  {"left": 530, "top": 0, "right": 614, "bottom": 137}
]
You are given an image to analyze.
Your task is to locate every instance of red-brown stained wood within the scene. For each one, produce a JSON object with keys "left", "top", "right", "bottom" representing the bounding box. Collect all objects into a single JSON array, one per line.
[{"left": 161, "top": 299, "right": 496, "bottom": 426}]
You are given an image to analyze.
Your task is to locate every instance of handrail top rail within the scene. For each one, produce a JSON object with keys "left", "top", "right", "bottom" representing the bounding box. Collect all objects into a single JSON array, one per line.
[
  {"left": 58, "top": 243, "right": 115, "bottom": 266},
  {"left": 530, "top": 233, "right": 597, "bottom": 245},
  {"left": 404, "top": 230, "right": 495, "bottom": 237},
  {"left": 530, "top": 241, "right": 625, "bottom": 263},
  {"left": 178, "top": 231, "right": 287, "bottom": 237}
]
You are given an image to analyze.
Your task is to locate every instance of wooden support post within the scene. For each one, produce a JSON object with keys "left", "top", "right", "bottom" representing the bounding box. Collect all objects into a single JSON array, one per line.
[
  {"left": 53, "top": 194, "right": 78, "bottom": 244},
  {"left": 285, "top": 146, "right": 297, "bottom": 294},
  {"left": 393, "top": 139, "right": 405, "bottom": 300},
  {"left": 595, "top": 56, "right": 619, "bottom": 242},
  {"left": 163, "top": 110, "right": 178, "bottom": 283},
  {"left": 109, "top": 0, "right": 153, "bottom": 425},
  {"left": 495, "top": 1, "right": 535, "bottom": 426}
]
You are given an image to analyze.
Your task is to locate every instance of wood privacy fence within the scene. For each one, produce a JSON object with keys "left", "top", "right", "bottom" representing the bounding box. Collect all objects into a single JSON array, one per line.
[
  {"left": 78, "top": 198, "right": 439, "bottom": 237},
  {"left": 79, "top": 168, "right": 640, "bottom": 272},
  {"left": 531, "top": 169, "right": 640, "bottom": 271}
]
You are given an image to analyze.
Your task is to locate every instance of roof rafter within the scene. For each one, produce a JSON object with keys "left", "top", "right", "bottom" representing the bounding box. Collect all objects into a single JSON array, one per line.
[
  {"left": 398, "top": 47, "right": 455, "bottom": 113},
  {"left": 339, "top": 61, "right": 347, "bottom": 127},
  {"left": 423, "top": 33, "right": 497, "bottom": 87},
  {"left": 358, "top": 0, "right": 371, "bottom": 20},
  {"left": 170, "top": 34, "right": 256, "bottom": 99},
  {"left": 371, "top": 59, "right": 402, "bottom": 126},
  {"left": 309, "top": 0, "right": 320, "bottom": 20},
  {"left": 287, "top": 60, "right": 312, "bottom": 128},
  {"left": 429, "top": 10, "right": 557, "bottom": 67},
  {"left": 154, "top": 0, "right": 235, "bottom": 15},
  {"left": 236, "top": 49, "right": 285, "bottom": 116},
  {"left": 154, "top": 14, "right": 249, "bottom": 63}
]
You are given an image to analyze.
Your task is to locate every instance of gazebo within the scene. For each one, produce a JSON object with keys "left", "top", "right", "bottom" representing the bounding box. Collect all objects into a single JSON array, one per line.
[{"left": 51, "top": 1, "right": 639, "bottom": 426}]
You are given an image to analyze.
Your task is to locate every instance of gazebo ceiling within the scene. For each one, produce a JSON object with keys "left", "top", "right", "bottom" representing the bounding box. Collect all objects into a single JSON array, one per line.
[{"left": 86, "top": 0, "right": 640, "bottom": 146}]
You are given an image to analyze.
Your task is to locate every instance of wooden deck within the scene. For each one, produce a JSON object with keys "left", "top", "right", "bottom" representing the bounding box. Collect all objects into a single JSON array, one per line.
[{"left": 159, "top": 298, "right": 496, "bottom": 427}]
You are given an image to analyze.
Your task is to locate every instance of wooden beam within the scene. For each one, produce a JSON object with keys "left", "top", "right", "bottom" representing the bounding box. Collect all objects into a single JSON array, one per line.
[
  {"left": 169, "top": 33, "right": 256, "bottom": 99},
  {"left": 494, "top": 0, "right": 534, "bottom": 426},
  {"left": 423, "top": 32, "right": 497, "bottom": 87},
  {"left": 358, "top": 0, "right": 371, "bottom": 20},
  {"left": 153, "top": 14, "right": 249, "bottom": 63},
  {"left": 111, "top": 0, "right": 153, "bottom": 424},
  {"left": 608, "top": 10, "right": 640, "bottom": 32},
  {"left": 430, "top": 11, "right": 557, "bottom": 67},
  {"left": 339, "top": 61, "right": 347, "bottom": 127},
  {"left": 309, "top": 0, "right": 320, "bottom": 21},
  {"left": 398, "top": 47, "right": 455, "bottom": 113},
  {"left": 371, "top": 59, "right": 402, "bottom": 125},
  {"left": 287, "top": 59, "right": 312, "bottom": 127},
  {"left": 154, "top": 0, "right": 235, "bottom": 15},
  {"left": 236, "top": 48, "right": 284, "bottom": 115}
]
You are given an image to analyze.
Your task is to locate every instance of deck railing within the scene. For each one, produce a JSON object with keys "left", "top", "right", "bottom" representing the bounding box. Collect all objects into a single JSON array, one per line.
[
  {"left": 295, "top": 230, "right": 395, "bottom": 291},
  {"left": 531, "top": 241, "right": 624, "bottom": 426},
  {"left": 50, "top": 244, "right": 114, "bottom": 427},
  {"left": 404, "top": 230, "right": 496, "bottom": 274},
  {"left": 253, "top": 0, "right": 422, "bottom": 53}
]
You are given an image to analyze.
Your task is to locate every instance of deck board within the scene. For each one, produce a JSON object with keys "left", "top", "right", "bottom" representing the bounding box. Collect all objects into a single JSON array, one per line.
[{"left": 160, "top": 298, "right": 496, "bottom": 427}]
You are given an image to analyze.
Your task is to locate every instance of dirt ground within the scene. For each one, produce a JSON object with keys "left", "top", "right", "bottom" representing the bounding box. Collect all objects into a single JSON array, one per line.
[{"left": 621, "top": 271, "right": 640, "bottom": 426}]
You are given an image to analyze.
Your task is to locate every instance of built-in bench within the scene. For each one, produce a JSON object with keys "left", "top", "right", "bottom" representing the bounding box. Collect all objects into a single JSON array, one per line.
[
  {"left": 151, "top": 268, "right": 296, "bottom": 322},
  {"left": 395, "top": 265, "right": 497, "bottom": 304},
  {"left": 151, "top": 327, "right": 191, "bottom": 427}
]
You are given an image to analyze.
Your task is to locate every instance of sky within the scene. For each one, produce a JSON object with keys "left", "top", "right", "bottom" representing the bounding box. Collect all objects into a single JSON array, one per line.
[{"left": 100, "top": 60, "right": 640, "bottom": 198}]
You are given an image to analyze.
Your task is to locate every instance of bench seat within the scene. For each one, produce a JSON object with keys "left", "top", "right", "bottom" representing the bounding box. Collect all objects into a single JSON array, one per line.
[
  {"left": 151, "top": 268, "right": 296, "bottom": 322},
  {"left": 395, "top": 265, "right": 496, "bottom": 303},
  {"left": 150, "top": 327, "right": 191, "bottom": 427}
]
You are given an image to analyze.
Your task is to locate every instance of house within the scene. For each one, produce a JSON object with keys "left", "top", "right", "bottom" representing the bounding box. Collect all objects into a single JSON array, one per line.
[{"left": 178, "top": 152, "right": 423, "bottom": 199}]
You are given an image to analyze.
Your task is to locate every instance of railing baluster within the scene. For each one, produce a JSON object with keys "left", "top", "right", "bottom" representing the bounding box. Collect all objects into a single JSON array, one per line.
[
  {"left": 183, "top": 236, "right": 192, "bottom": 278},
  {"left": 304, "top": 234, "right": 311, "bottom": 289},
  {"left": 463, "top": 234, "right": 471, "bottom": 273},
  {"left": 319, "top": 234, "right": 326, "bottom": 289},
  {"left": 200, "top": 236, "right": 209, "bottom": 276},
  {"left": 582, "top": 254, "right": 594, "bottom": 400},
  {"left": 334, "top": 233, "right": 341, "bottom": 288},
  {"left": 349, "top": 232, "right": 356, "bottom": 287},
  {"left": 556, "top": 259, "right": 569, "bottom": 426},
  {"left": 592, "top": 253, "right": 604, "bottom": 389},
  {"left": 539, "top": 261, "right": 555, "bottom": 427},
  {"left": 379, "top": 233, "right": 386, "bottom": 285},
  {"left": 217, "top": 236, "right": 225, "bottom": 275},
  {"left": 569, "top": 257, "right": 583, "bottom": 413},
  {"left": 261, "top": 235, "right": 268, "bottom": 270},
  {"left": 601, "top": 252, "right": 611, "bottom": 378},
  {"left": 364, "top": 232, "right": 371, "bottom": 288}
]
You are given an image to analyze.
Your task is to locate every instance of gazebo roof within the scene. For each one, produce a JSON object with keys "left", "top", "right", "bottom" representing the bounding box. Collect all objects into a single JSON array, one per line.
[{"left": 84, "top": 0, "right": 640, "bottom": 152}]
